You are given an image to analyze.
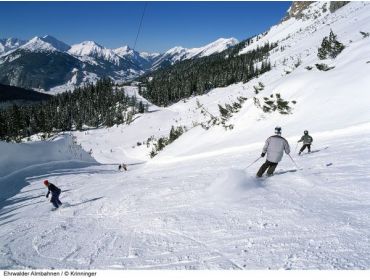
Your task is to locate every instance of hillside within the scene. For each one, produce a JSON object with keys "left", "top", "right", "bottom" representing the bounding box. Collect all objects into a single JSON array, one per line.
[
  {"left": 75, "top": 1, "right": 370, "bottom": 163},
  {"left": 0, "top": 35, "right": 239, "bottom": 94}
]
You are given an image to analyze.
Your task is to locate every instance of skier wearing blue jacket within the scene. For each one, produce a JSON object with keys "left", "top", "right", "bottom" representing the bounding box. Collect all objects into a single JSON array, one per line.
[{"left": 44, "top": 180, "right": 62, "bottom": 209}]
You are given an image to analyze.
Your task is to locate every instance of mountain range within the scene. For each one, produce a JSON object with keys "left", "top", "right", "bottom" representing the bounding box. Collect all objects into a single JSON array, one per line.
[{"left": 0, "top": 35, "right": 238, "bottom": 94}]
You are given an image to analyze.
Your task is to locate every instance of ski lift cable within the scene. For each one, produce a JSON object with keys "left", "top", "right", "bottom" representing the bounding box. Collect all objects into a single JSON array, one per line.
[{"left": 133, "top": 2, "right": 148, "bottom": 51}]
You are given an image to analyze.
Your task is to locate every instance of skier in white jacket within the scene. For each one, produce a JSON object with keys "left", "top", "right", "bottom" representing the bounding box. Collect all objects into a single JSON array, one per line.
[{"left": 256, "top": 127, "right": 290, "bottom": 177}]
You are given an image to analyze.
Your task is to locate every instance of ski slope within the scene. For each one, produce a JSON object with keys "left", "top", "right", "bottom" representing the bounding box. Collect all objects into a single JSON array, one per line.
[
  {"left": 1, "top": 125, "right": 370, "bottom": 269},
  {"left": 74, "top": 1, "right": 370, "bottom": 164}
]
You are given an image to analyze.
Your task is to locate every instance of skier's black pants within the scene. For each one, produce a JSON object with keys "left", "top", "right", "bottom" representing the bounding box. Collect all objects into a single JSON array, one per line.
[
  {"left": 50, "top": 189, "right": 62, "bottom": 208},
  {"left": 300, "top": 144, "right": 311, "bottom": 153},
  {"left": 256, "top": 160, "right": 278, "bottom": 177}
]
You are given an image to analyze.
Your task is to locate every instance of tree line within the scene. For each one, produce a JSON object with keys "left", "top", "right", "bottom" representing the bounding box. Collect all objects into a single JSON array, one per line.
[
  {"left": 139, "top": 41, "right": 277, "bottom": 106},
  {"left": 0, "top": 78, "right": 147, "bottom": 142}
]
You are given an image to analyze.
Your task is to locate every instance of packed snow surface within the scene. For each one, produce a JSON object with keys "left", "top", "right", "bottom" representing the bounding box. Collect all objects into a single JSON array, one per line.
[{"left": 1, "top": 126, "right": 370, "bottom": 269}]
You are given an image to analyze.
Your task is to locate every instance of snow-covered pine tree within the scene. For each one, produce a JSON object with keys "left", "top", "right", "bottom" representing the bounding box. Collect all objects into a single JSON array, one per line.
[{"left": 318, "top": 30, "right": 345, "bottom": 59}]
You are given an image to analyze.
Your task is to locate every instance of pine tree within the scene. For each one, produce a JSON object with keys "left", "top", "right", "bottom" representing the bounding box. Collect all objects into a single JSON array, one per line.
[
  {"left": 0, "top": 78, "right": 146, "bottom": 142},
  {"left": 318, "top": 30, "right": 345, "bottom": 60},
  {"left": 218, "top": 105, "right": 231, "bottom": 120},
  {"left": 138, "top": 101, "right": 145, "bottom": 113},
  {"left": 140, "top": 41, "right": 276, "bottom": 106}
]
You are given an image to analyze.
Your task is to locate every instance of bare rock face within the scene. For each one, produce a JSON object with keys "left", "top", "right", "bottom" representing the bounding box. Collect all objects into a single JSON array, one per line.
[
  {"left": 283, "top": 1, "right": 315, "bottom": 21},
  {"left": 329, "top": 1, "right": 350, "bottom": 13},
  {"left": 282, "top": 1, "right": 350, "bottom": 22}
]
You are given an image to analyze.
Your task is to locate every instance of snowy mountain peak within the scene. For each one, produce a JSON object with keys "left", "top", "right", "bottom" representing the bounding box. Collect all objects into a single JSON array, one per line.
[
  {"left": 0, "top": 38, "right": 26, "bottom": 55},
  {"left": 207, "top": 37, "right": 239, "bottom": 47},
  {"left": 40, "top": 35, "right": 70, "bottom": 52},
  {"left": 20, "top": 36, "right": 58, "bottom": 52},
  {"left": 113, "top": 45, "right": 134, "bottom": 57},
  {"left": 18, "top": 35, "right": 70, "bottom": 53},
  {"left": 149, "top": 46, "right": 188, "bottom": 69},
  {"left": 165, "top": 37, "right": 239, "bottom": 59},
  {"left": 69, "top": 40, "right": 104, "bottom": 54},
  {"left": 68, "top": 41, "right": 121, "bottom": 65},
  {"left": 187, "top": 37, "right": 239, "bottom": 58},
  {"left": 165, "top": 46, "right": 187, "bottom": 55},
  {"left": 150, "top": 38, "right": 239, "bottom": 70},
  {"left": 1, "top": 37, "right": 25, "bottom": 48},
  {"left": 114, "top": 45, "right": 161, "bottom": 63},
  {"left": 140, "top": 51, "right": 161, "bottom": 60}
]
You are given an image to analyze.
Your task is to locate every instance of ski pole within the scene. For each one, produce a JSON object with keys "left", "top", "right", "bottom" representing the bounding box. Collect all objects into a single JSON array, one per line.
[
  {"left": 245, "top": 156, "right": 262, "bottom": 169},
  {"left": 294, "top": 142, "right": 298, "bottom": 154},
  {"left": 288, "top": 154, "right": 300, "bottom": 169}
]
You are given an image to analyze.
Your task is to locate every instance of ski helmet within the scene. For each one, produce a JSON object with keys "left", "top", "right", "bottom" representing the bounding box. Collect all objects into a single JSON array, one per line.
[
  {"left": 275, "top": 126, "right": 282, "bottom": 135},
  {"left": 43, "top": 180, "right": 49, "bottom": 186},
  {"left": 304, "top": 130, "right": 308, "bottom": 135}
]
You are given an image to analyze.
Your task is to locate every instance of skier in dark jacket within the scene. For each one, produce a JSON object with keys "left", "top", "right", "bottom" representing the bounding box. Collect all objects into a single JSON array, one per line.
[
  {"left": 256, "top": 127, "right": 290, "bottom": 177},
  {"left": 298, "top": 130, "right": 313, "bottom": 155},
  {"left": 44, "top": 180, "right": 62, "bottom": 209},
  {"left": 118, "top": 163, "right": 127, "bottom": 171}
]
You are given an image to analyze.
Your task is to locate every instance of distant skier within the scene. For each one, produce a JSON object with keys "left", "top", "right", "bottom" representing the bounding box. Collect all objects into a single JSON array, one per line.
[
  {"left": 298, "top": 130, "right": 313, "bottom": 155},
  {"left": 256, "top": 127, "right": 291, "bottom": 177},
  {"left": 43, "top": 180, "right": 62, "bottom": 209},
  {"left": 118, "top": 163, "right": 127, "bottom": 171}
]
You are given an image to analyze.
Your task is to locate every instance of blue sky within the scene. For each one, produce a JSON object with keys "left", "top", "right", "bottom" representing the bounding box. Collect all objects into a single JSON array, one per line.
[{"left": 0, "top": 1, "right": 291, "bottom": 53}]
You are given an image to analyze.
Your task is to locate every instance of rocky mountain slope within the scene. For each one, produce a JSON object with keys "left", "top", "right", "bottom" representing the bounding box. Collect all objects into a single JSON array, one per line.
[{"left": 0, "top": 35, "right": 238, "bottom": 94}]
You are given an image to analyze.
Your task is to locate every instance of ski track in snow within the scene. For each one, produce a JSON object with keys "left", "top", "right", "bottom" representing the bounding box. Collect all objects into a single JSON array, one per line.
[{"left": 1, "top": 128, "right": 370, "bottom": 269}]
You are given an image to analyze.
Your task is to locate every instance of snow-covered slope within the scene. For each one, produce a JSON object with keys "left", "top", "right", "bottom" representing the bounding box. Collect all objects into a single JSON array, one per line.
[
  {"left": 0, "top": 134, "right": 96, "bottom": 178},
  {"left": 1, "top": 122, "right": 370, "bottom": 269},
  {"left": 40, "top": 35, "right": 71, "bottom": 52},
  {"left": 113, "top": 45, "right": 136, "bottom": 59},
  {"left": 151, "top": 38, "right": 239, "bottom": 70},
  {"left": 0, "top": 35, "right": 236, "bottom": 93},
  {"left": 187, "top": 37, "right": 239, "bottom": 58},
  {"left": 0, "top": 38, "right": 26, "bottom": 56},
  {"left": 75, "top": 1, "right": 370, "bottom": 163},
  {"left": 20, "top": 35, "right": 70, "bottom": 53},
  {"left": 114, "top": 45, "right": 160, "bottom": 70},
  {"left": 68, "top": 41, "right": 122, "bottom": 66}
]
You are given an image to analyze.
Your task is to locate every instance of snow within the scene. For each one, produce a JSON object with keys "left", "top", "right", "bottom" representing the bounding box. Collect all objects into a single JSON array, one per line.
[
  {"left": 123, "top": 85, "right": 155, "bottom": 108},
  {"left": 19, "top": 36, "right": 70, "bottom": 53},
  {"left": 0, "top": 134, "right": 96, "bottom": 178},
  {"left": 114, "top": 46, "right": 135, "bottom": 58},
  {"left": 5, "top": 53, "right": 21, "bottom": 63},
  {"left": 19, "top": 36, "right": 57, "bottom": 52},
  {"left": 46, "top": 71, "right": 99, "bottom": 95},
  {"left": 0, "top": 38, "right": 26, "bottom": 56},
  {"left": 2, "top": 1, "right": 370, "bottom": 269},
  {"left": 113, "top": 45, "right": 160, "bottom": 61},
  {"left": 139, "top": 51, "right": 161, "bottom": 60},
  {"left": 1, "top": 127, "right": 370, "bottom": 269},
  {"left": 186, "top": 38, "right": 239, "bottom": 58},
  {"left": 40, "top": 35, "right": 71, "bottom": 52},
  {"left": 68, "top": 41, "right": 122, "bottom": 66},
  {"left": 1, "top": 36, "right": 238, "bottom": 93},
  {"left": 151, "top": 38, "right": 239, "bottom": 69}
]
